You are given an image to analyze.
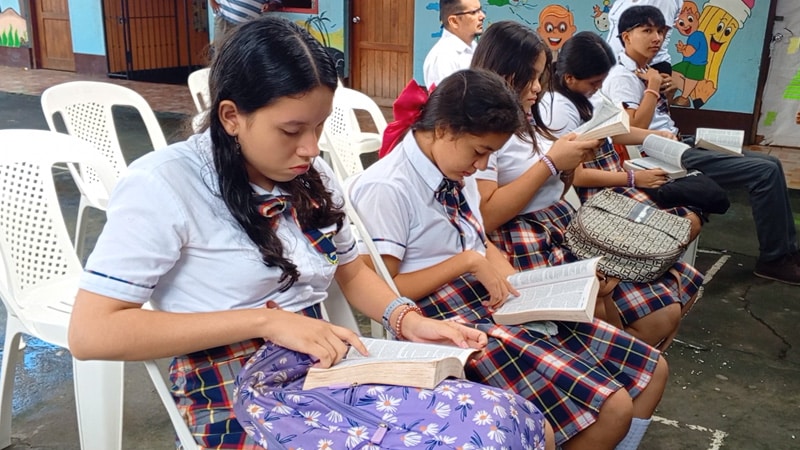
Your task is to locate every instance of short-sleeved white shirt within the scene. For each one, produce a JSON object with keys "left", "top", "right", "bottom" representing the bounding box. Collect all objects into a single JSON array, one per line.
[
  {"left": 79, "top": 132, "right": 358, "bottom": 314},
  {"left": 602, "top": 52, "right": 678, "bottom": 135},
  {"left": 423, "top": 29, "right": 477, "bottom": 89},
  {"left": 538, "top": 91, "right": 585, "bottom": 138},
  {"left": 474, "top": 134, "right": 565, "bottom": 213},
  {"left": 605, "top": 0, "right": 683, "bottom": 66},
  {"left": 349, "top": 132, "right": 485, "bottom": 274}
]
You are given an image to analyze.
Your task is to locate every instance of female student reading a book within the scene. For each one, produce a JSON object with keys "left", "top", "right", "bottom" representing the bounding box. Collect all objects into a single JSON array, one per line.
[
  {"left": 470, "top": 21, "right": 703, "bottom": 351},
  {"left": 539, "top": 31, "right": 703, "bottom": 240},
  {"left": 68, "top": 16, "right": 551, "bottom": 450},
  {"left": 350, "top": 67, "right": 668, "bottom": 450}
]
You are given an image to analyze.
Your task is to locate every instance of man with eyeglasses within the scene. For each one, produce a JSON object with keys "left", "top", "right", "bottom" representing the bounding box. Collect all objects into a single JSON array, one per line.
[{"left": 423, "top": 0, "right": 486, "bottom": 89}]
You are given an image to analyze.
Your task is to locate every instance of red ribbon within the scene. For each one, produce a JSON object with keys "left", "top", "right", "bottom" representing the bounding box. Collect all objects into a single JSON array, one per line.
[{"left": 379, "top": 79, "right": 431, "bottom": 158}]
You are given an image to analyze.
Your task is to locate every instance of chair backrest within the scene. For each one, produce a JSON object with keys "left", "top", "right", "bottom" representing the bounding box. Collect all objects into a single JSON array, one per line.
[
  {"left": 0, "top": 130, "right": 117, "bottom": 311},
  {"left": 187, "top": 68, "right": 211, "bottom": 113},
  {"left": 324, "top": 86, "right": 387, "bottom": 178},
  {"left": 40, "top": 81, "right": 167, "bottom": 182}
]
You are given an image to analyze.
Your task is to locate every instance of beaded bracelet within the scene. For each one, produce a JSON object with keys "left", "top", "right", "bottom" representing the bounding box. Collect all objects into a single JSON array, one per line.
[
  {"left": 540, "top": 155, "right": 559, "bottom": 177},
  {"left": 626, "top": 170, "right": 636, "bottom": 187},
  {"left": 643, "top": 88, "right": 660, "bottom": 99},
  {"left": 394, "top": 305, "right": 423, "bottom": 341},
  {"left": 381, "top": 297, "right": 416, "bottom": 337}
]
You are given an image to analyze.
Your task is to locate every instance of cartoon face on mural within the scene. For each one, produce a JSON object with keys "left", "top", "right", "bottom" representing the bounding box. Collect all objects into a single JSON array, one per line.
[
  {"left": 675, "top": 1, "right": 700, "bottom": 36},
  {"left": 536, "top": 4, "right": 576, "bottom": 51}
]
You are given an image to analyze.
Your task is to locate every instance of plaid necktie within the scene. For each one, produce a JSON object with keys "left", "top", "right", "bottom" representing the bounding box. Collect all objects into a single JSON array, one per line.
[
  {"left": 255, "top": 194, "right": 338, "bottom": 265},
  {"left": 434, "top": 178, "right": 486, "bottom": 251}
]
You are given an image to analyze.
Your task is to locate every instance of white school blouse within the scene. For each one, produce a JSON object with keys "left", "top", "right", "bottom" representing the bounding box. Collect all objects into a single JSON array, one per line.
[
  {"left": 79, "top": 132, "right": 358, "bottom": 313},
  {"left": 474, "top": 134, "right": 565, "bottom": 214},
  {"left": 349, "top": 132, "right": 486, "bottom": 274}
]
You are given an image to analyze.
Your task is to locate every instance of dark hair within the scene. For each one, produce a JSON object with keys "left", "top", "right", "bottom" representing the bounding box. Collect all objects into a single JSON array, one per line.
[
  {"left": 413, "top": 69, "right": 527, "bottom": 140},
  {"left": 440, "top": 0, "right": 464, "bottom": 23},
  {"left": 470, "top": 20, "right": 554, "bottom": 146},
  {"left": 205, "top": 16, "right": 343, "bottom": 291},
  {"left": 617, "top": 5, "right": 667, "bottom": 46},
  {"left": 552, "top": 31, "right": 616, "bottom": 122}
]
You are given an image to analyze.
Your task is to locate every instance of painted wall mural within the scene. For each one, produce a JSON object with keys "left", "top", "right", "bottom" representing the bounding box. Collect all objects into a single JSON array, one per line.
[
  {"left": 414, "top": 0, "right": 770, "bottom": 114},
  {"left": 273, "top": 1, "right": 345, "bottom": 78},
  {"left": 0, "top": 5, "right": 27, "bottom": 48}
]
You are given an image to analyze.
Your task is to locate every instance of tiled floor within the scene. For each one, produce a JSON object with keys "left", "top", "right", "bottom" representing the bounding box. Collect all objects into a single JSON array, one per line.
[{"left": 1, "top": 64, "right": 799, "bottom": 189}]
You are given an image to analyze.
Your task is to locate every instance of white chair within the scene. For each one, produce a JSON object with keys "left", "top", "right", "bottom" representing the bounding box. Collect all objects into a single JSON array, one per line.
[
  {"left": 0, "top": 129, "right": 124, "bottom": 450},
  {"left": 322, "top": 86, "right": 388, "bottom": 180},
  {"left": 40, "top": 81, "right": 168, "bottom": 259},
  {"left": 187, "top": 67, "right": 211, "bottom": 113}
]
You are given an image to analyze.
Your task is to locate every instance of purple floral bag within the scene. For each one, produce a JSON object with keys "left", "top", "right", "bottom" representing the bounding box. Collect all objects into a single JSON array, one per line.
[{"left": 233, "top": 342, "right": 546, "bottom": 449}]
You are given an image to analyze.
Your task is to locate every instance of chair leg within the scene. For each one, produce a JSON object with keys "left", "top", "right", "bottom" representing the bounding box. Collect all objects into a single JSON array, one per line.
[
  {"left": 72, "top": 359, "right": 124, "bottom": 450},
  {"left": 0, "top": 319, "right": 24, "bottom": 449}
]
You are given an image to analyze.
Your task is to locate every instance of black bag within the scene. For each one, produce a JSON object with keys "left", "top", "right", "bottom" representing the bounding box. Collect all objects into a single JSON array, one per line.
[{"left": 642, "top": 170, "right": 730, "bottom": 215}]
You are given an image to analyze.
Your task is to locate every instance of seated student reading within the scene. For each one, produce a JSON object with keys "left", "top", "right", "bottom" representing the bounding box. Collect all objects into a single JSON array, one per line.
[
  {"left": 469, "top": 21, "right": 702, "bottom": 351},
  {"left": 350, "top": 68, "right": 669, "bottom": 450},
  {"left": 68, "top": 16, "right": 551, "bottom": 450},
  {"left": 602, "top": 5, "right": 800, "bottom": 286}
]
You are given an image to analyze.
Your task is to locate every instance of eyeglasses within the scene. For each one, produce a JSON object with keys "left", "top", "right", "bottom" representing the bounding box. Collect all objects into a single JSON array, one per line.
[{"left": 452, "top": 6, "right": 483, "bottom": 16}]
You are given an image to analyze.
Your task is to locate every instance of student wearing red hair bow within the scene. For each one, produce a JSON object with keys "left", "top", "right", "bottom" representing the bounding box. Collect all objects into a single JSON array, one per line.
[{"left": 350, "top": 68, "right": 669, "bottom": 450}]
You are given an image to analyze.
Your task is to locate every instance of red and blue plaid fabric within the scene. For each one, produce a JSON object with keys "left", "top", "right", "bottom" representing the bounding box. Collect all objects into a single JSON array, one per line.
[
  {"left": 435, "top": 178, "right": 487, "bottom": 250},
  {"left": 488, "top": 200, "right": 703, "bottom": 326},
  {"left": 168, "top": 304, "right": 323, "bottom": 449},
  {"left": 255, "top": 194, "right": 338, "bottom": 264},
  {"left": 416, "top": 273, "right": 660, "bottom": 446},
  {"left": 576, "top": 141, "right": 695, "bottom": 218}
]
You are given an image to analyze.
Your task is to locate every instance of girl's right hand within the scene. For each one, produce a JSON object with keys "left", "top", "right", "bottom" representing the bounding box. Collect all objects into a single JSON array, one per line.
[
  {"left": 547, "top": 133, "right": 601, "bottom": 172},
  {"left": 261, "top": 309, "right": 367, "bottom": 368},
  {"left": 466, "top": 251, "right": 518, "bottom": 310},
  {"left": 633, "top": 168, "right": 670, "bottom": 188}
]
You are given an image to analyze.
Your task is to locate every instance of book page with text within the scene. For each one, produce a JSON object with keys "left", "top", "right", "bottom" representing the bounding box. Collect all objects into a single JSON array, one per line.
[
  {"left": 642, "top": 134, "right": 689, "bottom": 168},
  {"left": 497, "top": 276, "right": 595, "bottom": 315},
  {"left": 507, "top": 257, "right": 601, "bottom": 289},
  {"left": 695, "top": 128, "right": 744, "bottom": 154},
  {"left": 337, "top": 338, "right": 475, "bottom": 368}
]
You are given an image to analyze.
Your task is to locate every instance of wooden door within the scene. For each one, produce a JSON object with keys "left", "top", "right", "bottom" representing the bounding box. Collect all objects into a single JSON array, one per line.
[
  {"left": 33, "top": 0, "right": 75, "bottom": 71},
  {"left": 351, "top": 0, "right": 414, "bottom": 106}
]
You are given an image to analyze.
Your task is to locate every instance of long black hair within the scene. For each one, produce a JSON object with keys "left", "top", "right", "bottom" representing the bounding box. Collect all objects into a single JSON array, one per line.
[
  {"left": 204, "top": 16, "right": 343, "bottom": 291},
  {"left": 413, "top": 68, "right": 527, "bottom": 140},
  {"left": 470, "top": 20, "right": 554, "bottom": 148},
  {"left": 552, "top": 31, "right": 616, "bottom": 123}
]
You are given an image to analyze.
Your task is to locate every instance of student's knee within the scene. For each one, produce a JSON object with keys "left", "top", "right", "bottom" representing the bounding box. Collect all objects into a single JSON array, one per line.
[
  {"left": 598, "top": 390, "right": 634, "bottom": 432},
  {"left": 544, "top": 420, "right": 557, "bottom": 450},
  {"left": 687, "top": 212, "right": 703, "bottom": 241},
  {"left": 627, "top": 304, "right": 681, "bottom": 346},
  {"left": 651, "top": 355, "right": 670, "bottom": 391}
]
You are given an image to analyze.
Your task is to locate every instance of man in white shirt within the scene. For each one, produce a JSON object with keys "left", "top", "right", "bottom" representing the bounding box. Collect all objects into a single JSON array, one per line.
[
  {"left": 606, "top": 0, "right": 684, "bottom": 74},
  {"left": 423, "top": 0, "right": 486, "bottom": 89}
]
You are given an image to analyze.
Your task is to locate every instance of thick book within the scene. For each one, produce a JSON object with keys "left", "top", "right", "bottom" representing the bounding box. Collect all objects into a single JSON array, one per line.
[
  {"left": 302, "top": 338, "right": 478, "bottom": 390},
  {"left": 492, "top": 257, "right": 601, "bottom": 325},
  {"left": 623, "top": 134, "right": 689, "bottom": 178},
  {"left": 573, "top": 94, "right": 631, "bottom": 141},
  {"left": 695, "top": 127, "right": 745, "bottom": 156}
]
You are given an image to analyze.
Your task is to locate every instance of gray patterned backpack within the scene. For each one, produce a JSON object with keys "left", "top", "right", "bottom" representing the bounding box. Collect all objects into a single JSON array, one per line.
[{"left": 565, "top": 189, "right": 692, "bottom": 282}]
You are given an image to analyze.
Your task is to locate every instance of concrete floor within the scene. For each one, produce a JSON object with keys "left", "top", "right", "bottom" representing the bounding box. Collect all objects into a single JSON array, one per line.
[{"left": 1, "top": 90, "right": 800, "bottom": 449}]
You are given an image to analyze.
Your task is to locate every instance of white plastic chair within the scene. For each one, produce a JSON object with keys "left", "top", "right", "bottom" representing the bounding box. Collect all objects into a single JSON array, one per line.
[
  {"left": 187, "top": 68, "right": 211, "bottom": 113},
  {"left": 40, "top": 81, "right": 168, "bottom": 259},
  {"left": 0, "top": 129, "right": 124, "bottom": 450},
  {"left": 322, "top": 86, "right": 388, "bottom": 180}
]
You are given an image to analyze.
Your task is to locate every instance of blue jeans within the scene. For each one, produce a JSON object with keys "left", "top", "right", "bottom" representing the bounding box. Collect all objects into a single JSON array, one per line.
[{"left": 682, "top": 148, "right": 798, "bottom": 262}]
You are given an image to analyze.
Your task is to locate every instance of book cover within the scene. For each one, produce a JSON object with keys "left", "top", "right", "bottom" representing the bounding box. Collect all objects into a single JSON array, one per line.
[
  {"left": 492, "top": 257, "right": 601, "bottom": 325},
  {"left": 302, "top": 338, "right": 478, "bottom": 390}
]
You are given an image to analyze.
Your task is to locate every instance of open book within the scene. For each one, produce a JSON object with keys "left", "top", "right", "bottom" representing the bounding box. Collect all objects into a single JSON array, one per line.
[
  {"left": 623, "top": 134, "right": 689, "bottom": 178},
  {"left": 492, "top": 257, "right": 601, "bottom": 325},
  {"left": 695, "top": 127, "right": 744, "bottom": 156},
  {"left": 573, "top": 94, "right": 631, "bottom": 141},
  {"left": 302, "top": 338, "right": 478, "bottom": 390}
]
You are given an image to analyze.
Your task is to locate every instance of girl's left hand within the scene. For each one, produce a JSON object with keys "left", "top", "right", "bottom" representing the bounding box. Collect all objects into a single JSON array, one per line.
[
  {"left": 400, "top": 313, "right": 488, "bottom": 350},
  {"left": 652, "top": 130, "right": 678, "bottom": 140}
]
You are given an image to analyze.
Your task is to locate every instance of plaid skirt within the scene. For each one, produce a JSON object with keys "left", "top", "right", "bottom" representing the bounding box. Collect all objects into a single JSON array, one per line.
[
  {"left": 418, "top": 274, "right": 660, "bottom": 445},
  {"left": 489, "top": 199, "right": 703, "bottom": 325},
  {"left": 169, "top": 304, "right": 323, "bottom": 449},
  {"left": 234, "top": 343, "right": 547, "bottom": 450}
]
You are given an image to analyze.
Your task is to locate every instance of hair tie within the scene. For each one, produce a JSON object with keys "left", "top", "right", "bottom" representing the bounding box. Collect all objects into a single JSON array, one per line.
[{"left": 379, "top": 79, "right": 430, "bottom": 158}]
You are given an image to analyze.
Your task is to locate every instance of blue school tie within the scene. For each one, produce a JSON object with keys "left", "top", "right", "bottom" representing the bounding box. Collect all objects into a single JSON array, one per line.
[
  {"left": 255, "top": 194, "right": 339, "bottom": 265},
  {"left": 434, "top": 178, "right": 486, "bottom": 251}
]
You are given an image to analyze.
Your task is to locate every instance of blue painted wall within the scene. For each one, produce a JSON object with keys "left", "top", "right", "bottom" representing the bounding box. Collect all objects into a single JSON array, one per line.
[
  {"left": 413, "top": 0, "right": 771, "bottom": 114},
  {"left": 69, "top": 0, "right": 105, "bottom": 55}
]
